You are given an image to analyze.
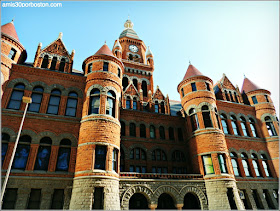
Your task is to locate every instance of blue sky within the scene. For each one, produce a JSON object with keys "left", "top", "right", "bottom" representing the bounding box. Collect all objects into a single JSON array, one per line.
[{"left": 1, "top": 1, "right": 279, "bottom": 115}]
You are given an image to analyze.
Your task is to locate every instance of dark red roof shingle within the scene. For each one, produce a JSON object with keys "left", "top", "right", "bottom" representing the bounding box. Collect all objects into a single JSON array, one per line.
[
  {"left": 182, "top": 64, "right": 203, "bottom": 80},
  {"left": 94, "top": 44, "right": 114, "bottom": 57},
  {"left": 1, "top": 21, "right": 19, "bottom": 41},
  {"left": 241, "top": 77, "right": 262, "bottom": 93}
]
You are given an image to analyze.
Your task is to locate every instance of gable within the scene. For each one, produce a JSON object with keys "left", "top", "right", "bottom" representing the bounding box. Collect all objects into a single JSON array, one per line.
[
  {"left": 153, "top": 87, "right": 165, "bottom": 100},
  {"left": 42, "top": 39, "right": 69, "bottom": 57},
  {"left": 221, "top": 76, "right": 236, "bottom": 90},
  {"left": 124, "top": 83, "right": 139, "bottom": 96}
]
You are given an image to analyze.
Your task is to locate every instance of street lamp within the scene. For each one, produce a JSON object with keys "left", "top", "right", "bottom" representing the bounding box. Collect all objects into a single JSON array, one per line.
[{"left": 1, "top": 96, "right": 32, "bottom": 208}]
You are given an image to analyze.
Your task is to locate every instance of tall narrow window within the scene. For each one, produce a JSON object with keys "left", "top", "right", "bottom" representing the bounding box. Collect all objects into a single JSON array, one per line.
[
  {"left": 227, "top": 188, "right": 237, "bottom": 209},
  {"left": 202, "top": 155, "right": 214, "bottom": 175},
  {"left": 130, "top": 148, "right": 146, "bottom": 160},
  {"left": 142, "top": 81, "right": 147, "bottom": 97},
  {"left": 8, "top": 48, "right": 17, "bottom": 60},
  {"left": 159, "top": 126, "right": 165, "bottom": 140},
  {"left": 27, "top": 189, "right": 41, "bottom": 209},
  {"left": 251, "top": 96, "right": 258, "bottom": 104},
  {"left": 94, "top": 145, "right": 107, "bottom": 170},
  {"left": 133, "top": 97, "right": 137, "bottom": 110},
  {"left": 189, "top": 108, "right": 200, "bottom": 131},
  {"left": 88, "top": 63, "right": 92, "bottom": 73},
  {"left": 181, "top": 88, "right": 184, "bottom": 97},
  {"left": 7, "top": 83, "right": 25, "bottom": 110},
  {"left": 152, "top": 149, "right": 167, "bottom": 161},
  {"left": 41, "top": 55, "right": 49, "bottom": 68},
  {"left": 264, "top": 95, "right": 269, "bottom": 102},
  {"left": 202, "top": 105, "right": 213, "bottom": 128},
  {"left": 234, "top": 92, "right": 239, "bottom": 103},
  {"left": 50, "top": 57, "right": 57, "bottom": 70},
  {"left": 12, "top": 135, "right": 31, "bottom": 170},
  {"left": 191, "top": 82, "right": 197, "bottom": 91},
  {"left": 93, "top": 188, "right": 104, "bottom": 209},
  {"left": 220, "top": 114, "right": 229, "bottom": 134},
  {"left": 56, "top": 139, "right": 71, "bottom": 171},
  {"left": 34, "top": 137, "right": 52, "bottom": 171},
  {"left": 59, "top": 58, "right": 66, "bottom": 72},
  {"left": 205, "top": 82, "right": 211, "bottom": 91},
  {"left": 122, "top": 77, "right": 128, "bottom": 91},
  {"left": 240, "top": 117, "right": 249, "bottom": 136},
  {"left": 51, "top": 189, "right": 64, "bottom": 209},
  {"left": 120, "top": 121, "right": 126, "bottom": 136},
  {"left": 229, "top": 91, "right": 234, "bottom": 102},
  {"left": 251, "top": 154, "right": 261, "bottom": 177},
  {"left": 65, "top": 92, "right": 78, "bottom": 117},
  {"left": 160, "top": 102, "right": 165, "bottom": 114},
  {"left": 1, "top": 133, "right": 10, "bottom": 166},
  {"left": 230, "top": 152, "right": 240, "bottom": 176},
  {"left": 2, "top": 188, "right": 18, "bottom": 209},
  {"left": 106, "top": 91, "right": 116, "bottom": 117},
  {"left": 260, "top": 154, "right": 271, "bottom": 177},
  {"left": 230, "top": 115, "right": 240, "bottom": 135},
  {"left": 150, "top": 125, "right": 156, "bottom": 139},
  {"left": 215, "top": 108, "right": 221, "bottom": 129},
  {"left": 112, "top": 149, "right": 118, "bottom": 172},
  {"left": 168, "top": 127, "right": 175, "bottom": 140},
  {"left": 89, "top": 89, "right": 100, "bottom": 114},
  {"left": 178, "top": 128, "right": 183, "bottom": 141},
  {"left": 140, "top": 124, "right": 146, "bottom": 138},
  {"left": 265, "top": 116, "right": 277, "bottom": 136},
  {"left": 126, "top": 96, "right": 131, "bottom": 109},
  {"left": 155, "top": 101, "right": 159, "bottom": 113},
  {"left": 28, "top": 86, "right": 44, "bottom": 113},
  {"left": 118, "top": 68, "right": 121, "bottom": 77},
  {"left": 218, "top": 154, "right": 227, "bottom": 173},
  {"left": 172, "top": 150, "right": 185, "bottom": 162},
  {"left": 252, "top": 189, "right": 264, "bottom": 209},
  {"left": 249, "top": 118, "right": 258, "bottom": 137},
  {"left": 263, "top": 189, "right": 275, "bottom": 209},
  {"left": 133, "top": 79, "right": 138, "bottom": 90},
  {"left": 103, "top": 62, "right": 108, "bottom": 71},
  {"left": 47, "top": 89, "right": 61, "bottom": 115},
  {"left": 129, "top": 123, "right": 136, "bottom": 137},
  {"left": 241, "top": 153, "right": 251, "bottom": 177},
  {"left": 224, "top": 90, "right": 230, "bottom": 101}
]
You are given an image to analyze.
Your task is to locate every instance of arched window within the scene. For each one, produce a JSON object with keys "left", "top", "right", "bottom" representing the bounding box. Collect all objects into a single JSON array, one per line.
[
  {"left": 264, "top": 116, "right": 277, "bottom": 136},
  {"left": 159, "top": 126, "right": 165, "bottom": 140},
  {"left": 7, "top": 83, "right": 25, "bottom": 110},
  {"left": 59, "top": 58, "right": 66, "bottom": 72},
  {"left": 240, "top": 117, "right": 249, "bottom": 137},
  {"left": 218, "top": 154, "right": 227, "bottom": 173},
  {"left": 251, "top": 154, "right": 261, "bottom": 177},
  {"left": 122, "top": 77, "right": 129, "bottom": 91},
  {"left": 215, "top": 108, "right": 221, "bottom": 129},
  {"left": 106, "top": 91, "right": 116, "bottom": 117},
  {"left": 160, "top": 102, "right": 165, "bottom": 114},
  {"left": 89, "top": 89, "right": 100, "bottom": 114},
  {"left": 150, "top": 125, "right": 156, "bottom": 139},
  {"left": 1, "top": 133, "right": 10, "bottom": 165},
  {"left": 234, "top": 92, "right": 239, "bottom": 103},
  {"left": 133, "top": 97, "right": 137, "bottom": 110},
  {"left": 224, "top": 90, "right": 230, "bottom": 101},
  {"left": 50, "top": 56, "right": 57, "bottom": 70},
  {"left": 126, "top": 96, "right": 131, "bottom": 109},
  {"left": 241, "top": 153, "right": 251, "bottom": 177},
  {"left": 133, "top": 79, "right": 138, "bottom": 90},
  {"left": 172, "top": 150, "right": 185, "bottom": 162},
  {"left": 129, "top": 123, "right": 136, "bottom": 137},
  {"left": 88, "top": 63, "right": 92, "bottom": 74},
  {"left": 41, "top": 55, "right": 49, "bottom": 68},
  {"left": 28, "top": 86, "right": 44, "bottom": 113},
  {"left": 47, "top": 89, "right": 61, "bottom": 115},
  {"left": 181, "top": 88, "right": 184, "bottom": 97},
  {"left": 189, "top": 108, "right": 200, "bottom": 132},
  {"left": 260, "top": 154, "right": 271, "bottom": 177},
  {"left": 229, "top": 91, "right": 234, "bottom": 102},
  {"left": 168, "top": 127, "right": 175, "bottom": 140},
  {"left": 152, "top": 149, "right": 167, "bottom": 161},
  {"left": 34, "top": 137, "right": 52, "bottom": 170},
  {"left": 128, "top": 54, "right": 133, "bottom": 60},
  {"left": 220, "top": 114, "right": 229, "bottom": 134},
  {"left": 249, "top": 118, "right": 258, "bottom": 137},
  {"left": 121, "top": 121, "right": 126, "bottom": 136},
  {"left": 141, "top": 81, "right": 147, "bottom": 97},
  {"left": 65, "top": 92, "right": 78, "bottom": 117},
  {"left": 230, "top": 115, "right": 240, "bottom": 135},
  {"left": 155, "top": 101, "right": 159, "bottom": 113},
  {"left": 202, "top": 105, "right": 213, "bottom": 128},
  {"left": 140, "top": 124, "right": 146, "bottom": 138},
  {"left": 12, "top": 135, "right": 31, "bottom": 170},
  {"left": 56, "top": 139, "right": 71, "bottom": 171},
  {"left": 230, "top": 152, "right": 240, "bottom": 176},
  {"left": 205, "top": 82, "right": 211, "bottom": 91},
  {"left": 103, "top": 62, "right": 108, "bottom": 71},
  {"left": 130, "top": 148, "right": 146, "bottom": 160}
]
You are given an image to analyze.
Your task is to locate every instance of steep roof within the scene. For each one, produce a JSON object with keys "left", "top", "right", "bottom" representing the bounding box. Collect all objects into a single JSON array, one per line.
[
  {"left": 1, "top": 20, "right": 19, "bottom": 41},
  {"left": 241, "top": 77, "right": 262, "bottom": 93},
  {"left": 94, "top": 43, "right": 115, "bottom": 57},
  {"left": 119, "top": 19, "right": 140, "bottom": 40},
  {"left": 182, "top": 64, "right": 204, "bottom": 80}
]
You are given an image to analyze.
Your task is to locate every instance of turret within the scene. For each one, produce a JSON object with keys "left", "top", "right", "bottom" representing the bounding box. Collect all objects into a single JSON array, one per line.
[
  {"left": 69, "top": 43, "right": 123, "bottom": 210},
  {"left": 112, "top": 39, "right": 122, "bottom": 59},
  {"left": 177, "top": 64, "right": 244, "bottom": 209},
  {"left": 146, "top": 46, "right": 154, "bottom": 66}
]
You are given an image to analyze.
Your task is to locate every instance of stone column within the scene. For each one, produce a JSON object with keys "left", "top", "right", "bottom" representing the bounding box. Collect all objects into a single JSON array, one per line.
[
  {"left": 15, "top": 188, "right": 30, "bottom": 209},
  {"left": 148, "top": 204, "right": 157, "bottom": 210},
  {"left": 40, "top": 188, "right": 53, "bottom": 209},
  {"left": 63, "top": 186, "right": 72, "bottom": 210}
]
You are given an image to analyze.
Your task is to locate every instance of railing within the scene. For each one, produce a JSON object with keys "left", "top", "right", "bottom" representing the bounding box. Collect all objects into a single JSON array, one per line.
[{"left": 120, "top": 172, "right": 203, "bottom": 180}]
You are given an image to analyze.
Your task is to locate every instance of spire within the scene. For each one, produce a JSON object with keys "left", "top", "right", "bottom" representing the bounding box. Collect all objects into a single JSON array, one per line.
[
  {"left": 1, "top": 20, "right": 20, "bottom": 41},
  {"left": 113, "top": 39, "right": 122, "bottom": 50},
  {"left": 94, "top": 43, "right": 115, "bottom": 57},
  {"left": 182, "top": 64, "right": 204, "bottom": 81},
  {"left": 241, "top": 77, "right": 262, "bottom": 93},
  {"left": 58, "top": 32, "right": 63, "bottom": 39},
  {"left": 146, "top": 46, "right": 153, "bottom": 57}
]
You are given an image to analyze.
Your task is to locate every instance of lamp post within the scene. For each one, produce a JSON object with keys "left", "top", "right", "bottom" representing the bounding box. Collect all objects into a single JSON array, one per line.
[{"left": 1, "top": 96, "right": 32, "bottom": 208}]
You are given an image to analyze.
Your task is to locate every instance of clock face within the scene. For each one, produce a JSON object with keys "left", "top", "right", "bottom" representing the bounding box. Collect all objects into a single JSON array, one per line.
[{"left": 129, "top": 45, "right": 138, "bottom": 52}]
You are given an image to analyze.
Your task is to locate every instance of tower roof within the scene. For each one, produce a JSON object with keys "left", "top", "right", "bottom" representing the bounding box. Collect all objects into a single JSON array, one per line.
[
  {"left": 182, "top": 64, "right": 204, "bottom": 80},
  {"left": 94, "top": 43, "right": 115, "bottom": 57},
  {"left": 1, "top": 20, "right": 19, "bottom": 41},
  {"left": 146, "top": 46, "right": 153, "bottom": 57},
  {"left": 113, "top": 39, "right": 122, "bottom": 50},
  {"left": 241, "top": 77, "right": 262, "bottom": 93},
  {"left": 119, "top": 19, "right": 140, "bottom": 40}
]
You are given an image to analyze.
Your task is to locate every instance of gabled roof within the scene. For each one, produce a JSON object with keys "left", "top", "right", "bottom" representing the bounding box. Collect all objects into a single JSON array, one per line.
[
  {"left": 94, "top": 43, "right": 115, "bottom": 57},
  {"left": 153, "top": 85, "right": 165, "bottom": 100},
  {"left": 41, "top": 33, "right": 71, "bottom": 57},
  {"left": 241, "top": 77, "right": 262, "bottom": 93},
  {"left": 216, "top": 73, "right": 236, "bottom": 90},
  {"left": 182, "top": 64, "right": 204, "bottom": 80},
  {"left": 1, "top": 20, "right": 19, "bottom": 41}
]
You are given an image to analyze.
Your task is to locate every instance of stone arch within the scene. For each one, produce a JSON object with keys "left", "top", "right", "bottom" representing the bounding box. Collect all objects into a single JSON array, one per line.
[
  {"left": 248, "top": 149, "right": 261, "bottom": 159},
  {"left": 65, "top": 87, "right": 83, "bottom": 98},
  {"left": 237, "top": 113, "right": 249, "bottom": 122},
  {"left": 128, "top": 144, "right": 147, "bottom": 160},
  {"left": 120, "top": 118, "right": 128, "bottom": 125},
  {"left": 179, "top": 185, "right": 208, "bottom": 209},
  {"left": 1, "top": 127, "right": 17, "bottom": 142},
  {"left": 218, "top": 110, "right": 230, "bottom": 119},
  {"left": 131, "top": 94, "right": 140, "bottom": 101},
  {"left": 148, "top": 146, "right": 168, "bottom": 161},
  {"left": 86, "top": 84, "right": 104, "bottom": 97},
  {"left": 121, "top": 185, "right": 153, "bottom": 210},
  {"left": 228, "top": 111, "right": 238, "bottom": 118},
  {"left": 169, "top": 147, "right": 187, "bottom": 162},
  {"left": 260, "top": 113, "right": 277, "bottom": 122},
  {"left": 258, "top": 150, "right": 271, "bottom": 159},
  {"left": 46, "top": 84, "right": 66, "bottom": 95},
  {"left": 140, "top": 78, "right": 150, "bottom": 85},
  {"left": 104, "top": 86, "right": 120, "bottom": 99},
  {"left": 228, "top": 147, "right": 239, "bottom": 157},
  {"left": 120, "top": 143, "right": 128, "bottom": 160},
  {"left": 247, "top": 114, "right": 258, "bottom": 123},
  {"left": 7, "top": 78, "right": 32, "bottom": 90},
  {"left": 124, "top": 94, "right": 132, "bottom": 100},
  {"left": 197, "top": 102, "right": 212, "bottom": 112},
  {"left": 20, "top": 129, "right": 37, "bottom": 144},
  {"left": 186, "top": 104, "right": 198, "bottom": 115},
  {"left": 238, "top": 148, "right": 249, "bottom": 158},
  {"left": 30, "top": 81, "right": 48, "bottom": 90},
  {"left": 153, "top": 185, "right": 179, "bottom": 205},
  {"left": 57, "top": 133, "right": 78, "bottom": 147},
  {"left": 36, "top": 131, "right": 57, "bottom": 145}
]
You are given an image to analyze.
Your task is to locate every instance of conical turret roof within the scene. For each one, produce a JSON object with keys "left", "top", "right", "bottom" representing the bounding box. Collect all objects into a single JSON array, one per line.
[
  {"left": 182, "top": 64, "right": 204, "bottom": 80},
  {"left": 1, "top": 20, "right": 19, "bottom": 41},
  {"left": 146, "top": 46, "right": 153, "bottom": 57},
  {"left": 241, "top": 77, "right": 262, "bottom": 93},
  {"left": 94, "top": 43, "right": 114, "bottom": 57}
]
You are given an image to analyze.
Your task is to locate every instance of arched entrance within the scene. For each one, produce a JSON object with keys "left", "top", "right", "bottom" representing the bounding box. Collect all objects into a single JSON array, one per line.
[
  {"left": 157, "top": 193, "right": 176, "bottom": 209},
  {"left": 129, "top": 193, "right": 149, "bottom": 209},
  {"left": 183, "top": 193, "right": 201, "bottom": 209}
]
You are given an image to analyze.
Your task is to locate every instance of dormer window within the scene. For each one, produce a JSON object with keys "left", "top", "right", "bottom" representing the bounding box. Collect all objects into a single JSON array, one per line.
[{"left": 103, "top": 62, "right": 108, "bottom": 71}]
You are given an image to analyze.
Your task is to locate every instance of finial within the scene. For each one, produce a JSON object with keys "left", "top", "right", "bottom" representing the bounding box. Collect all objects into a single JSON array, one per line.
[
  {"left": 156, "top": 85, "right": 159, "bottom": 89},
  {"left": 58, "top": 32, "right": 63, "bottom": 39},
  {"left": 105, "top": 40, "right": 107, "bottom": 45},
  {"left": 244, "top": 74, "right": 246, "bottom": 79},
  {"left": 72, "top": 49, "right": 75, "bottom": 54},
  {"left": 189, "top": 60, "right": 191, "bottom": 65},
  {"left": 39, "top": 42, "right": 42, "bottom": 47},
  {"left": 11, "top": 18, "right": 14, "bottom": 23},
  {"left": 128, "top": 14, "right": 130, "bottom": 20}
]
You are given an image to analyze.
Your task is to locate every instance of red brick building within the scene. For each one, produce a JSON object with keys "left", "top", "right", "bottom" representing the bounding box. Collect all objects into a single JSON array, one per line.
[{"left": 1, "top": 19, "right": 279, "bottom": 210}]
